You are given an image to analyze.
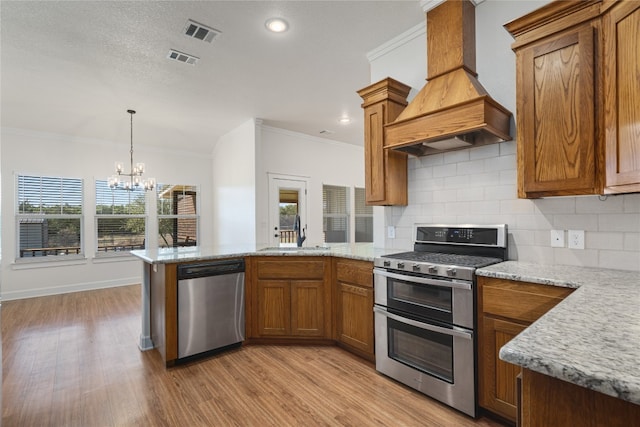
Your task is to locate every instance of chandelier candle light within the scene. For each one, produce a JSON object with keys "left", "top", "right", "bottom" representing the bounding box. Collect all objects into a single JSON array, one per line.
[{"left": 109, "top": 109, "right": 155, "bottom": 191}]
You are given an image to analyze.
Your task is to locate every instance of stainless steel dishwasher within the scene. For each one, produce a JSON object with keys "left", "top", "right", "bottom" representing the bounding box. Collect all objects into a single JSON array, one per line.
[{"left": 177, "top": 258, "right": 245, "bottom": 360}]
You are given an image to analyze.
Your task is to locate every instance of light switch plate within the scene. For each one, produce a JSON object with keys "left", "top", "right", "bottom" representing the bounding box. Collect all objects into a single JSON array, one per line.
[
  {"left": 550, "top": 230, "right": 564, "bottom": 247},
  {"left": 568, "top": 230, "right": 585, "bottom": 249},
  {"left": 387, "top": 226, "right": 396, "bottom": 239}
]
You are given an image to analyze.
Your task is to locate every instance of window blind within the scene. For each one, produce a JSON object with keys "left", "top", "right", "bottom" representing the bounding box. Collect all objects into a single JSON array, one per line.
[
  {"left": 95, "top": 180, "right": 146, "bottom": 254},
  {"left": 323, "top": 185, "right": 349, "bottom": 243},
  {"left": 17, "top": 174, "right": 83, "bottom": 258}
]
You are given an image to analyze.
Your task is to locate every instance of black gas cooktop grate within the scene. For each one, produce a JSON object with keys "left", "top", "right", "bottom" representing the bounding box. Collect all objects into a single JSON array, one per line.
[{"left": 382, "top": 251, "right": 503, "bottom": 268}]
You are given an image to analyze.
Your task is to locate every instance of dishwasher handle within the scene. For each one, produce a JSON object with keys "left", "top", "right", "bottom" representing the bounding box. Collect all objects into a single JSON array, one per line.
[{"left": 177, "top": 258, "right": 245, "bottom": 280}]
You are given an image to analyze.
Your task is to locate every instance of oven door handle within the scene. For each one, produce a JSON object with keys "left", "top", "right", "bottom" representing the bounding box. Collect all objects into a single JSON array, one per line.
[
  {"left": 374, "top": 306, "right": 472, "bottom": 340},
  {"left": 373, "top": 268, "right": 472, "bottom": 291}
]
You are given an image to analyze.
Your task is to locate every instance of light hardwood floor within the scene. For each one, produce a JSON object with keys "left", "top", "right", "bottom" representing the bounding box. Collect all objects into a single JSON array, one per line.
[{"left": 2, "top": 285, "right": 506, "bottom": 426}]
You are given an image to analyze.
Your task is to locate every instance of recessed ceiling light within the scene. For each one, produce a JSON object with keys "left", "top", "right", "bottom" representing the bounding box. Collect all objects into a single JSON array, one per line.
[
  {"left": 265, "top": 18, "right": 289, "bottom": 33},
  {"left": 338, "top": 117, "right": 352, "bottom": 125}
]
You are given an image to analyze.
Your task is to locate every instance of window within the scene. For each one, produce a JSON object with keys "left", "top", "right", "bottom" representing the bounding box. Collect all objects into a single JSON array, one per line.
[
  {"left": 17, "top": 174, "right": 83, "bottom": 259},
  {"left": 157, "top": 184, "right": 198, "bottom": 248},
  {"left": 354, "top": 187, "right": 373, "bottom": 242},
  {"left": 323, "top": 185, "right": 349, "bottom": 243},
  {"left": 95, "top": 180, "right": 146, "bottom": 255}
]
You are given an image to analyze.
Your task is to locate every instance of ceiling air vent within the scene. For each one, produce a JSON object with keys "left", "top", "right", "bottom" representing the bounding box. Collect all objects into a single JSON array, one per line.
[
  {"left": 167, "top": 49, "right": 199, "bottom": 65},
  {"left": 184, "top": 19, "right": 221, "bottom": 43}
]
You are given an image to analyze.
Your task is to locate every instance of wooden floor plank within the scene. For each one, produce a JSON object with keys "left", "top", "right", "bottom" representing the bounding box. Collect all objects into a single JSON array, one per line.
[{"left": 2, "top": 285, "right": 506, "bottom": 426}]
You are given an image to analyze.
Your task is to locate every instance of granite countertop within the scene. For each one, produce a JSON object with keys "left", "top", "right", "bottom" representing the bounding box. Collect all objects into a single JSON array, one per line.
[
  {"left": 476, "top": 261, "right": 640, "bottom": 405},
  {"left": 130, "top": 243, "right": 394, "bottom": 264}
]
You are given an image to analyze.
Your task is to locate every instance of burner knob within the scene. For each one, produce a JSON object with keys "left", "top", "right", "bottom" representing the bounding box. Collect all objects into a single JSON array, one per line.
[
  {"left": 397, "top": 262, "right": 405, "bottom": 269},
  {"left": 412, "top": 264, "right": 421, "bottom": 272},
  {"left": 446, "top": 268, "right": 457, "bottom": 277},
  {"left": 383, "top": 260, "right": 391, "bottom": 267},
  {"left": 428, "top": 266, "right": 438, "bottom": 274}
]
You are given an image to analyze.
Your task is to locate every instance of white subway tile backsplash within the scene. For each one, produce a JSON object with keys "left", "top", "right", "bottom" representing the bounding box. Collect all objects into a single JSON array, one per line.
[
  {"left": 623, "top": 193, "right": 640, "bottom": 213},
  {"left": 468, "top": 172, "right": 501, "bottom": 188},
  {"left": 587, "top": 232, "right": 624, "bottom": 250},
  {"left": 499, "top": 169, "right": 517, "bottom": 185},
  {"left": 485, "top": 185, "right": 517, "bottom": 201},
  {"left": 385, "top": 147, "right": 639, "bottom": 272},
  {"left": 554, "top": 214, "right": 598, "bottom": 231},
  {"left": 500, "top": 199, "right": 535, "bottom": 214},
  {"left": 624, "top": 233, "right": 640, "bottom": 251},
  {"left": 444, "top": 175, "right": 470, "bottom": 189},
  {"left": 456, "top": 159, "right": 485, "bottom": 175},
  {"left": 433, "top": 190, "right": 458, "bottom": 203},
  {"left": 599, "top": 214, "right": 640, "bottom": 232},
  {"left": 470, "top": 144, "right": 500, "bottom": 160},
  {"left": 499, "top": 140, "right": 517, "bottom": 156},
  {"left": 554, "top": 248, "right": 599, "bottom": 268},
  {"left": 598, "top": 250, "right": 640, "bottom": 271},
  {"left": 576, "top": 194, "right": 624, "bottom": 213},
  {"left": 485, "top": 153, "right": 516, "bottom": 171},
  {"left": 533, "top": 198, "right": 576, "bottom": 214},
  {"left": 444, "top": 149, "right": 470, "bottom": 164},
  {"left": 458, "top": 187, "right": 484, "bottom": 201},
  {"left": 433, "top": 163, "right": 457, "bottom": 178}
]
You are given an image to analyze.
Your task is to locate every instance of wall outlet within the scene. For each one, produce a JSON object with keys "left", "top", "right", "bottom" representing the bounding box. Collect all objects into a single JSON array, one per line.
[
  {"left": 387, "top": 226, "right": 396, "bottom": 239},
  {"left": 568, "top": 230, "right": 585, "bottom": 249},
  {"left": 550, "top": 229, "right": 565, "bottom": 247}
]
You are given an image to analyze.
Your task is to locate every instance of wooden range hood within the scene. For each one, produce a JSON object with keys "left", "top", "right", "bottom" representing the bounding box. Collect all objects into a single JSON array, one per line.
[{"left": 385, "top": 0, "right": 512, "bottom": 156}]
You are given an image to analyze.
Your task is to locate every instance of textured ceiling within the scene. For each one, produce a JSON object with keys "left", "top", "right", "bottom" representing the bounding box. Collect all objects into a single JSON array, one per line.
[{"left": 1, "top": 1, "right": 425, "bottom": 154}]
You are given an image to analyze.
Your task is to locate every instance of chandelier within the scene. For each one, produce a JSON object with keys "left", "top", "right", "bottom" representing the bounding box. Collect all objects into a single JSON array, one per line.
[{"left": 108, "top": 109, "right": 155, "bottom": 191}]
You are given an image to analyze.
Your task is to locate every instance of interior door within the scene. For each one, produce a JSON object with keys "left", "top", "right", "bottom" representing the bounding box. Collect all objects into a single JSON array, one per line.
[{"left": 268, "top": 175, "right": 308, "bottom": 247}]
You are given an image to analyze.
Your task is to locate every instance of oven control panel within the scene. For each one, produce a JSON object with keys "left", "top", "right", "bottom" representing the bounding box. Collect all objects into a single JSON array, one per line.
[{"left": 415, "top": 224, "right": 507, "bottom": 247}]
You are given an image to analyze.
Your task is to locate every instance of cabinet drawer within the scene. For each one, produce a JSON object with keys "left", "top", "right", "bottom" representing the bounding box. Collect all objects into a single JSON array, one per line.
[
  {"left": 480, "top": 277, "right": 574, "bottom": 324},
  {"left": 335, "top": 260, "right": 373, "bottom": 288},
  {"left": 256, "top": 259, "right": 325, "bottom": 280}
]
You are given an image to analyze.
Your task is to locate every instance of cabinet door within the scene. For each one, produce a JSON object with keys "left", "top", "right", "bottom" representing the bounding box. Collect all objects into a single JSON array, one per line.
[
  {"left": 363, "top": 102, "right": 387, "bottom": 204},
  {"left": 257, "top": 280, "right": 291, "bottom": 336},
  {"left": 336, "top": 282, "right": 374, "bottom": 355},
  {"left": 290, "top": 280, "right": 324, "bottom": 337},
  {"left": 479, "top": 316, "right": 527, "bottom": 422},
  {"left": 518, "top": 23, "right": 598, "bottom": 197},
  {"left": 604, "top": 2, "right": 640, "bottom": 193}
]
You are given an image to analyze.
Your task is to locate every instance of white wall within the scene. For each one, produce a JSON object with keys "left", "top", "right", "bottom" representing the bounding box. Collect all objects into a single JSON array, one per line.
[
  {"left": 1, "top": 128, "right": 214, "bottom": 299},
  {"left": 211, "top": 119, "right": 257, "bottom": 247},
  {"left": 257, "top": 125, "right": 364, "bottom": 246},
  {"left": 369, "top": 0, "right": 640, "bottom": 271}
]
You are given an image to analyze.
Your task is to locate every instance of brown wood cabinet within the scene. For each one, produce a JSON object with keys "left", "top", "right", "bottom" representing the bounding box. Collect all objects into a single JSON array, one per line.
[
  {"left": 248, "top": 257, "right": 332, "bottom": 340},
  {"left": 357, "top": 78, "right": 411, "bottom": 206},
  {"left": 477, "top": 276, "right": 574, "bottom": 423},
  {"left": 333, "top": 258, "right": 374, "bottom": 361},
  {"left": 505, "top": 0, "right": 640, "bottom": 198},
  {"left": 520, "top": 368, "right": 640, "bottom": 426}
]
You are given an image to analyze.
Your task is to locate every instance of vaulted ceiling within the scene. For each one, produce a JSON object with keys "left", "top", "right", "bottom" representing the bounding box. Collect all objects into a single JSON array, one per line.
[{"left": 1, "top": 1, "right": 425, "bottom": 154}]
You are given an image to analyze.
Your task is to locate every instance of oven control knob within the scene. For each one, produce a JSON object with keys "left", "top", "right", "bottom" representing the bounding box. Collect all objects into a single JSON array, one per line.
[
  {"left": 397, "top": 262, "right": 405, "bottom": 269},
  {"left": 412, "top": 264, "right": 421, "bottom": 272},
  {"left": 446, "top": 268, "right": 457, "bottom": 277},
  {"left": 428, "top": 266, "right": 438, "bottom": 274},
  {"left": 383, "top": 260, "right": 391, "bottom": 267}
]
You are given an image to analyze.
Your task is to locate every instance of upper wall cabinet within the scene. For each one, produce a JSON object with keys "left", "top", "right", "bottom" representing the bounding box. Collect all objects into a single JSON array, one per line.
[
  {"left": 505, "top": 0, "right": 640, "bottom": 198},
  {"left": 358, "top": 78, "right": 411, "bottom": 206}
]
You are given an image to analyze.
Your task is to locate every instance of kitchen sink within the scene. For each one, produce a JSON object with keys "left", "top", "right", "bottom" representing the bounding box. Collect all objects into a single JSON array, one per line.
[{"left": 258, "top": 246, "right": 331, "bottom": 252}]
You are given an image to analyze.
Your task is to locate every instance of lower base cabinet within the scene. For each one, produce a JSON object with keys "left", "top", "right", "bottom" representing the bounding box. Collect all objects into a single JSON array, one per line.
[
  {"left": 478, "top": 276, "right": 574, "bottom": 423},
  {"left": 521, "top": 368, "right": 640, "bottom": 426},
  {"left": 248, "top": 257, "right": 332, "bottom": 340},
  {"left": 333, "top": 259, "right": 374, "bottom": 361}
]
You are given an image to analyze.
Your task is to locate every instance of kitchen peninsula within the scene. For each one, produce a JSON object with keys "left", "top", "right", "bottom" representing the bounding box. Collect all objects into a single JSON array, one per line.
[
  {"left": 131, "top": 244, "right": 388, "bottom": 365},
  {"left": 477, "top": 262, "right": 640, "bottom": 426}
]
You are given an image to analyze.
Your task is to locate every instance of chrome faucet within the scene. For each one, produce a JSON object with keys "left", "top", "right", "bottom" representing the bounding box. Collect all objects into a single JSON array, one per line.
[{"left": 294, "top": 215, "right": 306, "bottom": 247}]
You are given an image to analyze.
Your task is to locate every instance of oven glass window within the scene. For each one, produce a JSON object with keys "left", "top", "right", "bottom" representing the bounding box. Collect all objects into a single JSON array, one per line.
[
  {"left": 388, "top": 318, "right": 454, "bottom": 383},
  {"left": 387, "top": 277, "right": 452, "bottom": 322}
]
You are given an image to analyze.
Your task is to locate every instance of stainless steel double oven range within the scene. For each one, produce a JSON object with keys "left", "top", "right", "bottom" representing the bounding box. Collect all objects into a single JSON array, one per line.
[{"left": 374, "top": 224, "right": 507, "bottom": 417}]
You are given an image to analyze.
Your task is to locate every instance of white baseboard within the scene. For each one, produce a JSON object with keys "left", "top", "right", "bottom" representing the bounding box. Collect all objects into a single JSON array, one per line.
[{"left": 1, "top": 277, "right": 141, "bottom": 301}]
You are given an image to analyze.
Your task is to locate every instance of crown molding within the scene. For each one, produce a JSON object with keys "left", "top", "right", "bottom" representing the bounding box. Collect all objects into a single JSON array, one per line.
[
  {"left": 366, "top": 21, "right": 426, "bottom": 62},
  {"left": 421, "top": 0, "right": 485, "bottom": 13}
]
